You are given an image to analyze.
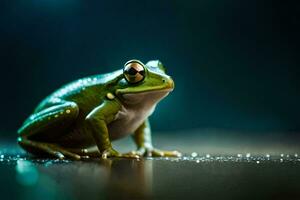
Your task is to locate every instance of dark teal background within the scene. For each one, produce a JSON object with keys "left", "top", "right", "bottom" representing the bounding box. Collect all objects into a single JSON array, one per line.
[{"left": 0, "top": 0, "right": 299, "bottom": 136}]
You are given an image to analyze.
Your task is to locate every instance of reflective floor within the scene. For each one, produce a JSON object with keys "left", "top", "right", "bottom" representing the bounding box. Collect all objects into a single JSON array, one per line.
[{"left": 1, "top": 131, "right": 300, "bottom": 200}]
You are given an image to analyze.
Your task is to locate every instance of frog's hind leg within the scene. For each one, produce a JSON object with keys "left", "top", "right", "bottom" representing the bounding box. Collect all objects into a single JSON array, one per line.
[
  {"left": 18, "top": 101, "right": 81, "bottom": 160},
  {"left": 18, "top": 138, "right": 81, "bottom": 160}
]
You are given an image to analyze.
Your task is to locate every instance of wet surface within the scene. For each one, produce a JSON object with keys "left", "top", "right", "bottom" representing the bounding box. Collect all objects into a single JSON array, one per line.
[{"left": 1, "top": 133, "right": 300, "bottom": 200}]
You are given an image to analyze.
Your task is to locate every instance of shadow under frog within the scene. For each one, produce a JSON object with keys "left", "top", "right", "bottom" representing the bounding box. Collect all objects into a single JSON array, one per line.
[{"left": 17, "top": 60, "right": 181, "bottom": 160}]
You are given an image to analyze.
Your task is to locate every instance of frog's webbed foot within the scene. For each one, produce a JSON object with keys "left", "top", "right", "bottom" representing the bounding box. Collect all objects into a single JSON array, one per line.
[
  {"left": 18, "top": 137, "right": 81, "bottom": 160},
  {"left": 126, "top": 147, "right": 182, "bottom": 158},
  {"left": 101, "top": 147, "right": 140, "bottom": 159}
]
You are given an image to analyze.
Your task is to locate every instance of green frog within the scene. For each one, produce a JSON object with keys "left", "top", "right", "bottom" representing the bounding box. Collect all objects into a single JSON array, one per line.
[{"left": 18, "top": 59, "right": 181, "bottom": 160}]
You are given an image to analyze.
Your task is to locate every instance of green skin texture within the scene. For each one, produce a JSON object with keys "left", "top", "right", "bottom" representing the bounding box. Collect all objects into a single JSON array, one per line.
[{"left": 18, "top": 60, "right": 181, "bottom": 160}]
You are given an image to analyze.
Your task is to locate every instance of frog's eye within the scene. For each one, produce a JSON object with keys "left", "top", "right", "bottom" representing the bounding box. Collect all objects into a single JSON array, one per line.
[{"left": 123, "top": 60, "right": 146, "bottom": 84}]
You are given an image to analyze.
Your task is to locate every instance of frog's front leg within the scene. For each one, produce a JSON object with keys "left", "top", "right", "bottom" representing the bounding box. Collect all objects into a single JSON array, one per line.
[
  {"left": 128, "top": 119, "right": 182, "bottom": 157},
  {"left": 85, "top": 100, "right": 138, "bottom": 159}
]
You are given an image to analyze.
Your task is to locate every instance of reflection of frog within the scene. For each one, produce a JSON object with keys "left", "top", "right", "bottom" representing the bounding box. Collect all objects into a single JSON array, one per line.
[{"left": 18, "top": 60, "right": 181, "bottom": 160}]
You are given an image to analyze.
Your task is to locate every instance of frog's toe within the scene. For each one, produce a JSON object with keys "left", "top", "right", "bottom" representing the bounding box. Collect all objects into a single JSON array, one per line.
[
  {"left": 101, "top": 148, "right": 121, "bottom": 159},
  {"left": 150, "top": 149, "right": 182, "bottom": 157},
  {"left": 64, "top": 152, "right": 81, "bottom": 160},
  {"left": 103, "top": 150, "right": 140, "bottom": 159},
  {"left": 54, "top": 152, "right": 65, "bottom": 160},
  {"left": 162, "top": 150, "right": 182, "bottom": 157},
  {"left": 54, "top": 150, "right": 81, "bottom": 160},
  {"left": 121, "top": 151, "right": 141, "bottom": 159}
]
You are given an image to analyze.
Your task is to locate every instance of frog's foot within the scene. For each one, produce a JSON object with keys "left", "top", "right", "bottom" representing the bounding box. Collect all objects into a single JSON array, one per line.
[
  {"left": 129, "top": 147, "right": 182, "bottom": 158},
  {"left": 101, "top": 147, "right": 140, "bottom": 159},
  {"left": 18, "top": 137, "right": 81, "bottom": 160}
]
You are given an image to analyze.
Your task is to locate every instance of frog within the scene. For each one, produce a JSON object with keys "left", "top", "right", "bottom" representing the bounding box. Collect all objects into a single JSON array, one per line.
[{"left": 17, "top": 59, "right": 181, "bottom": 160}]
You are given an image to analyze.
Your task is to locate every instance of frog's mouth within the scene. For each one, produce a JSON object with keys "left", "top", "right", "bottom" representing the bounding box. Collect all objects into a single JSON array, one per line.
[
  {"left": 116, "top": 86, "right": 173, "bottom": 95},
  {"left": 116, "top": 87, "right": 173, "bottom": 105}
]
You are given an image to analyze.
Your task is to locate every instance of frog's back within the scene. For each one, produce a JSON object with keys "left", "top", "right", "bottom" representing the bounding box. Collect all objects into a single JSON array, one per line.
[{"left": 34, "top": 70, "right": 123, "bottom": 114}]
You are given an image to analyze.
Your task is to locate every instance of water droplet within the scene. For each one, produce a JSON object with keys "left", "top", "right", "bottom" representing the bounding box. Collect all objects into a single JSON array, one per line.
[
  {"left": 280, "top": 154, "right": 284, "bottom": 157},
  {"left": 0, "top": 155, "right": 4, "bottom": 159},
  {"left": 266, "top": 154, "right": 270, "bottom": 158},
  {"left": 196, "top": 160, "right": 200, "bottom": 163},
  {"left": 256, "top": 161, "right": 260, "bottom": 164},
  {"left": 206, "top": 154, "right": 210, "bottom": 158},
  {"left": 295, "top": 154, "right": 298, "bottom": 157},
  {"left": 237, "top": 154, "right": 242, "bottom": 158},
  {"left": 280, "top": 158, "right": 283, "bottom": 162},
  {"left": 191, "top": 152, "right": 198, "bottom": 157},
  {"left": 246, "top": 153, "right": 251, "bottom": 158}
]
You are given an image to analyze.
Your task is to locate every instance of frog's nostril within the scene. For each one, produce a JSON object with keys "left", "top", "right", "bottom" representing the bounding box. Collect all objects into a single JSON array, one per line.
[{"left": 162, "top": 79, "right": 166, "bottom": 83}]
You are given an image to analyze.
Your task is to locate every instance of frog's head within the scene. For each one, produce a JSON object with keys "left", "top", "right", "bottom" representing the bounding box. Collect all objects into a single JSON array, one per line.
[{"left": 116, "top": 59, "right": 174, "bottom": 105}]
